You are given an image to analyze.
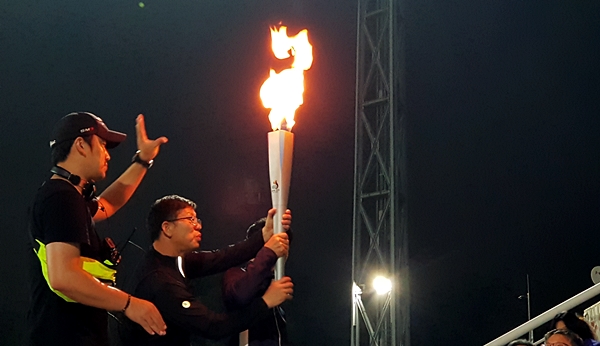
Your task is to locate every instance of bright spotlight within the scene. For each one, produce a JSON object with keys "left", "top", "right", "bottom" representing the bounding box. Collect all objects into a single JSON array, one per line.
[{"left": 373, "top": 276, "right": 392, "bottom": 295}]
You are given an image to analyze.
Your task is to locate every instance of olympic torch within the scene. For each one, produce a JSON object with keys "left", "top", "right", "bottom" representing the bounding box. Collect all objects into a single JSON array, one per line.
[{"left": 260, "top": 26, "right": 313, "bottom": 280}]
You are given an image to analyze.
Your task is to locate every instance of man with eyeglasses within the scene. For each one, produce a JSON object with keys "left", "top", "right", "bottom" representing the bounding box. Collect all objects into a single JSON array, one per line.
[
  {"left": 119, "top": 194, "right": 293, "bottom": 346},
  {"left": 544, "top": 329, "right": 585, "bottom": 346}
]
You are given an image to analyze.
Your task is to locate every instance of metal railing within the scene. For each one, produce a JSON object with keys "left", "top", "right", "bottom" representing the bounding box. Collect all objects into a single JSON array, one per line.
[{"left": 484, "top": 282, "right": 600, "bottom": 346}]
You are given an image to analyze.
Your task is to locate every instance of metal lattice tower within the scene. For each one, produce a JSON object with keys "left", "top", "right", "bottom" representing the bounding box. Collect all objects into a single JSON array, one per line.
[{"left": 351, "top": 0, "right": 408, "bottom": 344}]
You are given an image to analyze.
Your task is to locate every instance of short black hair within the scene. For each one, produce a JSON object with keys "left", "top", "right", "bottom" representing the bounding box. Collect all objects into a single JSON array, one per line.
[
  {"left": 246, "top": 218, "right": 267, "bottom": 239},
  {"left": 544, "top": 329, "right": 584, "bottom": 346},
  {"left": 507, "top": 339, "right": 534, "bottom": 346},
  {"left": 50, "top": 135, "right": 92, "bottom": 165},
  {"left": 147, "top": 195, "right": 197, "bottom": 242},
  {"left": 551, "top": 310, "right": 597, "bottom": 340}
]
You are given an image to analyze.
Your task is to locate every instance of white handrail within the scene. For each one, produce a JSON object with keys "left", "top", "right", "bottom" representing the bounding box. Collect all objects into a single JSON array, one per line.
[{"left": 484, "top": 282, "right": 600, "bottom": 346}]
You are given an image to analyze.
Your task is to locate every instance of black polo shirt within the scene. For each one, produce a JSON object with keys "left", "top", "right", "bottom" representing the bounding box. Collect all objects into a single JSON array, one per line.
[{"left": 120, "top": 232, "right": 269, "bottom": 346}]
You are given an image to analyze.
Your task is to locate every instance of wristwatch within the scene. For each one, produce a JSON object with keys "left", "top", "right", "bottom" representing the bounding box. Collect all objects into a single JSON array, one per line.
[{"left": 131, "top": 150, "right": 153, "bottom": 169}]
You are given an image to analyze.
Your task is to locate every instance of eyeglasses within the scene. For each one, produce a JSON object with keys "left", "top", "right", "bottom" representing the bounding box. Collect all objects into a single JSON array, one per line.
[{"left": 166, "top": 216, "right": 201, "bottom": 227}]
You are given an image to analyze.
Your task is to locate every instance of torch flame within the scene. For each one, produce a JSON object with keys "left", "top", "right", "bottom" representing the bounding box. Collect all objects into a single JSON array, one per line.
[{"left": 260, "top": 26, "right": 313, "bottom": 131}]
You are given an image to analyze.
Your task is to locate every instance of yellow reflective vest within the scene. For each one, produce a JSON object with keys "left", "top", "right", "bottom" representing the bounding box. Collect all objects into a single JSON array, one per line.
[{"left": 33, "top": 239, "right": 117, "bottom": 302}]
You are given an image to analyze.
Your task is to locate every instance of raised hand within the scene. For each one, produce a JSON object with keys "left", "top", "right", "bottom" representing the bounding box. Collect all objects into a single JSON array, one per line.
[
  {"left": 262, "top": 208, "right": 292, "bottom": 242},
  {"left": 135, "top": 114, "right": 168, "bottom": 162}
]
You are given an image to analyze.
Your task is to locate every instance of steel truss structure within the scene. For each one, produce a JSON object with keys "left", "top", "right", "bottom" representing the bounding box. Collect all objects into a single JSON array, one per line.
[{"left": 351, "top": 0, "right": 409, "bottom": 344}]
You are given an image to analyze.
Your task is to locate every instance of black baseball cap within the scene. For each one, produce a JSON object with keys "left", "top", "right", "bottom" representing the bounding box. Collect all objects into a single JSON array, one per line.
[{"left": 50, "top": 112, "right": 127, "bottom": 149}]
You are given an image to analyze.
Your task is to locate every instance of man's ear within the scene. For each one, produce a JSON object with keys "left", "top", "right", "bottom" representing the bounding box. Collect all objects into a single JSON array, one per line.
[
  {"left": 73, "top": 137, "right": 88, "bottom": 156},
  {"left": 161, "top": 221, "right": 173, "bottom": 239}
]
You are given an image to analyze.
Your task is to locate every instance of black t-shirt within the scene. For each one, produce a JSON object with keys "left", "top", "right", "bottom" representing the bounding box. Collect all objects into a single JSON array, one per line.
[{"left": 27, "top": 179, "right": 108, "bottom": 346}]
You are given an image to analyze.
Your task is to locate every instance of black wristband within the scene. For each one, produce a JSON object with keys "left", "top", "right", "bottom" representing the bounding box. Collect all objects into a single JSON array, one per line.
[
  {"left": 132, "top": 150, "right": 153, "bottom": 169},
  {"left": 122, "top": 294, "right": 131, "bottom": 313}
]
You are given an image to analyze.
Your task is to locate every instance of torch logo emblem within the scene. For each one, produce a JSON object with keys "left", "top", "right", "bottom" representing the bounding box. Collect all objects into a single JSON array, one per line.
[{"left": 271, "top": 180, "right": 279, "bottom": 191}]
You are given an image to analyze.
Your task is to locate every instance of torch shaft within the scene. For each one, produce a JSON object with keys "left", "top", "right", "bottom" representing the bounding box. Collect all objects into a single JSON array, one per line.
[
  {"left": 268, "top": 130, "right": 294, "bottom": 281},
  {"left": 273, "top": 211, "right": 285, "bottom": 280}
]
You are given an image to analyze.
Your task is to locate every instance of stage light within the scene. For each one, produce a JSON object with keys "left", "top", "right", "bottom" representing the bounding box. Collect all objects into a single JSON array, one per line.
[{"left": 373, "top": 276, "right": 392, "bottom": 295}]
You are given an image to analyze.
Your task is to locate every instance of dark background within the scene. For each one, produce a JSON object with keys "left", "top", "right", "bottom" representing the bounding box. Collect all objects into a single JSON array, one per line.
[{"left": 1, "top": 0, "right": 599, "bottom": 345}]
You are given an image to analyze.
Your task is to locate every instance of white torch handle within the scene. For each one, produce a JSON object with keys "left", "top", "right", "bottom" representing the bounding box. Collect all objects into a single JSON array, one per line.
[
  {"left": 268, "top": 130, "right": 294, "bottom": 281},
  {"left": 272, "top": 200, "right": 285, "bottom": 280}
]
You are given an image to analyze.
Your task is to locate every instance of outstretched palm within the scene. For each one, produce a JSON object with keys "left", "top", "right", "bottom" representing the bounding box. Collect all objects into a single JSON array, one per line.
[{"left": 135, "top": 114, "right": 168, "bottom": 161}]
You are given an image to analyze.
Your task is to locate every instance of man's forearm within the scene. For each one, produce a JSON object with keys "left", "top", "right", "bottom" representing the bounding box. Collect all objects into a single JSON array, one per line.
[
  {"left": 96, "top": 163, "right": 148, "bottom": 219},
  {"left": 53, "top": 267, "right": 130, "bottom": 310},
  {"left": 94, "top": 114, "right": 167, "bottom": 221},
  {"left": 47, "top": 243, "right": 129, "bottom": 311},
  {"left": 223, "top": 248, "right": 277, "bottom": 307},
  {"left": 185, "top": 232, "right": 265, "bottom": 278}
]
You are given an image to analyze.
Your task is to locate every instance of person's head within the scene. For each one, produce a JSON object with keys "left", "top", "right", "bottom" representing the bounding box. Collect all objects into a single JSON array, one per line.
[
  {"left": 507, "top": 339, "right": 534, "bottom": 346},
  {"left": 50, "top": 112, "right": 126, "bottom": 181},
  {"left": 147, "top": 195, "right": 201, "bottom": 255},
  {"left": 544, "top": 328, "right": 584, "bottom": 346},
  {"left": 551, "top": 311, "right": 597, "bottom": 340}
]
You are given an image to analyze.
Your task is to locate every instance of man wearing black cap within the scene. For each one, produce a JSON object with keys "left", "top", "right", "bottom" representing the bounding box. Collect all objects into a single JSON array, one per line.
[{"left": 27, "top": 112, "right": 168, "bottom": 346}]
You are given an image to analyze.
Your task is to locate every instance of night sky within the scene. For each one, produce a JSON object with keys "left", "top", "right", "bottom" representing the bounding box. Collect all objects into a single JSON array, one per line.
[{"left": 1, "top": 1, "right": 599, "bottom": 345}]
